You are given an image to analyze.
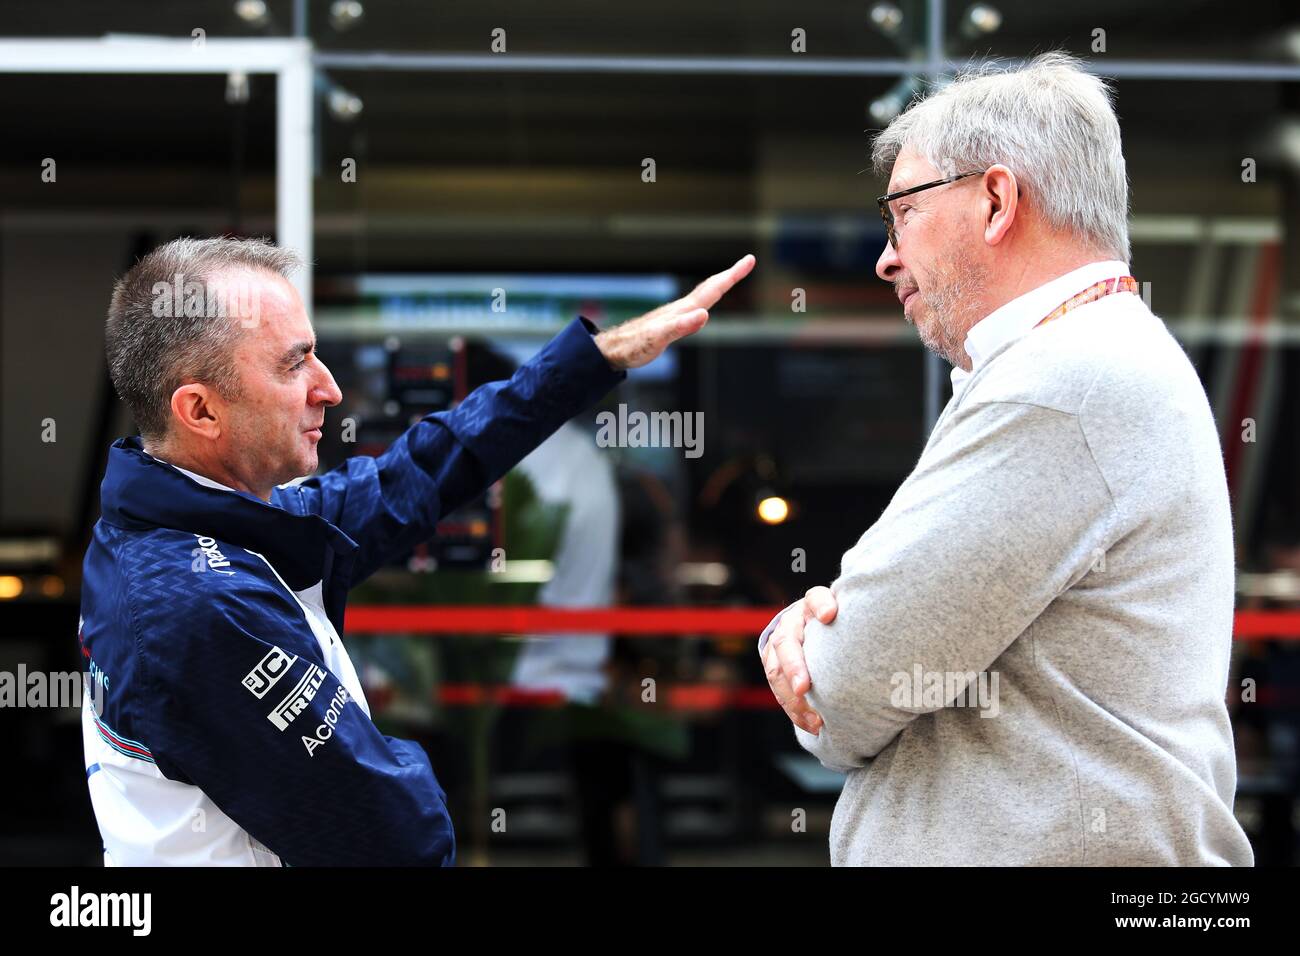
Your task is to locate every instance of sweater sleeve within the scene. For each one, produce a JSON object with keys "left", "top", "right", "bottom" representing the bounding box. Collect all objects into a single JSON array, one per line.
[{"left": 796, "top": 398, "right": 1119, "bottom": 771}]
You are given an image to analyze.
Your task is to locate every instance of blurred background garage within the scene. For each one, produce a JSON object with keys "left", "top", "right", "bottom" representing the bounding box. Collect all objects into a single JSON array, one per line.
[{"left": 1, "top": 0, "right": 1298, "bottom": 865}]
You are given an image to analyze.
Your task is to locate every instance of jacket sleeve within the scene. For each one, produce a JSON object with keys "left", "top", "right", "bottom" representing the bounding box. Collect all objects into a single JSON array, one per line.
[
  {"left": 279, "top": 316, "right": 625, "bottom": 587},
  {"left": 137, "top": 587, "right": 455, "bottom": 866},
  {"left": 796, "top": 398, "right": 1119, "bottom": 771}
]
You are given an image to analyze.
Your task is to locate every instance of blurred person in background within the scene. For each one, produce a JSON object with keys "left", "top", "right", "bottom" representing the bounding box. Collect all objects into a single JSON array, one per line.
[
  {"left": 510, "top": 419, "right": 620, "bottom": 710},
  {"left": 509, "top": 417, "right": 641, "bottom": 865}
]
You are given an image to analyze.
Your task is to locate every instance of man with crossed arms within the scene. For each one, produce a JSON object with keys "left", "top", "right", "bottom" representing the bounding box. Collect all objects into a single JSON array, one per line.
[{"left": 759, "top": 53, "right": 1252, "bottom": 866}]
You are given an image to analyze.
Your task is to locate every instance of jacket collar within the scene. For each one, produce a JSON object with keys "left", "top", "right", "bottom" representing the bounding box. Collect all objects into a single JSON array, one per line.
[{"left": 99, "top": 436, "right": 358, "bottom": 595}]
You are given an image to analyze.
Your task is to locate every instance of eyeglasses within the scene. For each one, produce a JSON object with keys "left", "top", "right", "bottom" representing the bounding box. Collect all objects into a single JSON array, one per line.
[{"left": 876, "top": 171, "right": 984, "bottom": 250}]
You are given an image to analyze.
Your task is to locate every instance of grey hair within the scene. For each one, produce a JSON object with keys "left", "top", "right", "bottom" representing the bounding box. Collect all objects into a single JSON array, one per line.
[
  {"left": 105, "top": 236, "right": 303, "bottom": 443},
  {"left": 872, "top": 51, "right": 1130, "bottom": 262}
]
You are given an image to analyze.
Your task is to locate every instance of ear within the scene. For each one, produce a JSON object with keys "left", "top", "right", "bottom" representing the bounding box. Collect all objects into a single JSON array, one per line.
[
  {"left": 169, "top": 383, "right": 223, "bottom": 442},
  {"left": 980, "top": 164, "right": 1019, "bottom": 247}
]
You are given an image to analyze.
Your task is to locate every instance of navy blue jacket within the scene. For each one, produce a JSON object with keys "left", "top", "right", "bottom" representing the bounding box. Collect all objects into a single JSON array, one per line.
[{"left": 79, "top": 317, "right": 623, "bottom": 866}]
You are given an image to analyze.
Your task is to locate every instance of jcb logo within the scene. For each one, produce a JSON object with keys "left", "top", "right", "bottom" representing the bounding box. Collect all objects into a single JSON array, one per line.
[{"left": 241, "top": 647, "right": 298, "bottom": 699}]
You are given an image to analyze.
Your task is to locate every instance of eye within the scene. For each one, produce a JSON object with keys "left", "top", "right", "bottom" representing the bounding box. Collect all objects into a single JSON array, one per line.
[
  {"left": 290, "top": 357, "right": 307, "bottom": 372},
  {"left": 898, "top": 204, "right": 913, "bottom": 222}
]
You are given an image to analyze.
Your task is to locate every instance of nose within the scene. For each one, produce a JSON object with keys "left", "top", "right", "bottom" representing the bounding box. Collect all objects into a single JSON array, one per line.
[
  {"left": 311, "top": 358, "right": 343, "bottom": 407},
  {"left": 876, "top": 239, "right": 902, "bottom": 283}
]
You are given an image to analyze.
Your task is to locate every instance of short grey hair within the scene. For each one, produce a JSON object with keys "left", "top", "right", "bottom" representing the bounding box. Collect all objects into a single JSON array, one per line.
[
  {"left": 105, "top": 237, "right": 303, "bottom": 443},
  {"left": 872, "top": 51, "right": 1130, "bottom": 262}
]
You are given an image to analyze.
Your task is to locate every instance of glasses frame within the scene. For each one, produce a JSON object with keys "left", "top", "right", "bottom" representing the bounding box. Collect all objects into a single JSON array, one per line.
[{"left": 876, "top": 170, "right": 985, "bottom": 250}]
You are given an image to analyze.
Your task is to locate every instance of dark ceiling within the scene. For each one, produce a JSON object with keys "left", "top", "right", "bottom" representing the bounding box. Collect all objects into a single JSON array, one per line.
[
  {"left": 0, "top": 0, "right": 1291, "bottom": 169},
  {"left": 0, "top": 0, "right": 1287, "bottom": 57},
  {"left": 0, "top": 1, "right": 1293, "bottom": 270}
]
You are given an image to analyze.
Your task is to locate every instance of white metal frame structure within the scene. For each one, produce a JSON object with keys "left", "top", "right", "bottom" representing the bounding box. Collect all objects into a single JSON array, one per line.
[{"left": 0, "top": 37, "right": 315, "bottom": 305}]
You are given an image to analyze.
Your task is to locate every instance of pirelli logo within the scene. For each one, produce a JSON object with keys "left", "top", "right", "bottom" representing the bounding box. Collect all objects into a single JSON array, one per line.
[
  {"left": 241, "top": 647, "right": 299, "bottom": 700},
  {"left": 267, "top": 665, "right": 327, "bottom": 732}
]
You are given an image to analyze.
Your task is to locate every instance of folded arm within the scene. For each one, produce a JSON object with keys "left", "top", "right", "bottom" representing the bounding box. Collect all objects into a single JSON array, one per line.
[{"left": 796, "top": 399, "right": 1118, "bottom": 770}]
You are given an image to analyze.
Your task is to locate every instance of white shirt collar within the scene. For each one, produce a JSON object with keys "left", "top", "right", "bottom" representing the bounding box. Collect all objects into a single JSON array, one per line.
[
  {"left": 950, "top": 259, "right": 1130, "bottom": 398},
  {"left": 143, "top": 448, "right": 242, "bottom": 494}
]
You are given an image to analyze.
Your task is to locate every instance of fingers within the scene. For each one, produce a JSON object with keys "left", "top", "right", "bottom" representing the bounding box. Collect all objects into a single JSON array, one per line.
[
  {"left": 764, "top": 639, "right": 796, "bottom": 706},
  {"left": 595, "top": 254, "right": 750, "bottom": 369},
  {"left": 672, "top": 308, "right": 708, "bottom": 338},
  {"left": 803, "top": 585, "right": 838, "bottom": 624},
  {"left": 773, "top": 612, "right": 820, "bottom": 725},
  {"left": 685, "top": 253, "right": 756, "bottom": 311},
  {"left": 774, "top": 618, "right": 812, "bottom": 698},
  {"left": 765, "top": 586, "right": 835, "bottom": 734},
  {"left": 764, "top": 639, "right": 822, "bottom": 735}
]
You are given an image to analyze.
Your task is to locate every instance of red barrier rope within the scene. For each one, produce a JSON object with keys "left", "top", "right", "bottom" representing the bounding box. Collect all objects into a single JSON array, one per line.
[
  {"left": 346, "top": 606, "right": 780, "bottom": 635},
  {"left": 431, "top": 683, "right": 781, "bottom": 710},
  {"left": 428, "top": 682, "right": 1296, "bottom": 711},
  {"left": 1233, "top": 610, "right": 1300, "bottom": 641},
  {"left": 345, "top": 605, "right": 1300, "bottom": 640}
]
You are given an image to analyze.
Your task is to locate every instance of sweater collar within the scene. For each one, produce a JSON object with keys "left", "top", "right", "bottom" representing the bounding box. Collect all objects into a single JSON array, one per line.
[{"left": 950, "top": 259, "right": 1131, "bottom": 398}]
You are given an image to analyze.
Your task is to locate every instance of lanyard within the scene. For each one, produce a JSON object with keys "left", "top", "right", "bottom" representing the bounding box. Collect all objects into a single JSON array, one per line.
[{"left": 1033, "top": 275, "right": 1138, "bottom": 330}]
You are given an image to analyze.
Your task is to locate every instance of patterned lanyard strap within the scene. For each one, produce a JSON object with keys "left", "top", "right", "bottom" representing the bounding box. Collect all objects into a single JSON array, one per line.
[{"left": 1033, "top": 275, "right": 1138, "bottom": 329}]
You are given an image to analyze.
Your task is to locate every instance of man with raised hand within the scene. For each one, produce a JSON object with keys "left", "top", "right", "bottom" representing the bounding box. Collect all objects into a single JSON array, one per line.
[{"left": 81, "top": 237, "right": 753, "bottom": 866}]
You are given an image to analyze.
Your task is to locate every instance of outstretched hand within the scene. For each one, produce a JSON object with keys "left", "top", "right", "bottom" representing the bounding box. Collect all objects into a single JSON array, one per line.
[{"left": 593, "top": 254, "right": 756, "bottom": 370}]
